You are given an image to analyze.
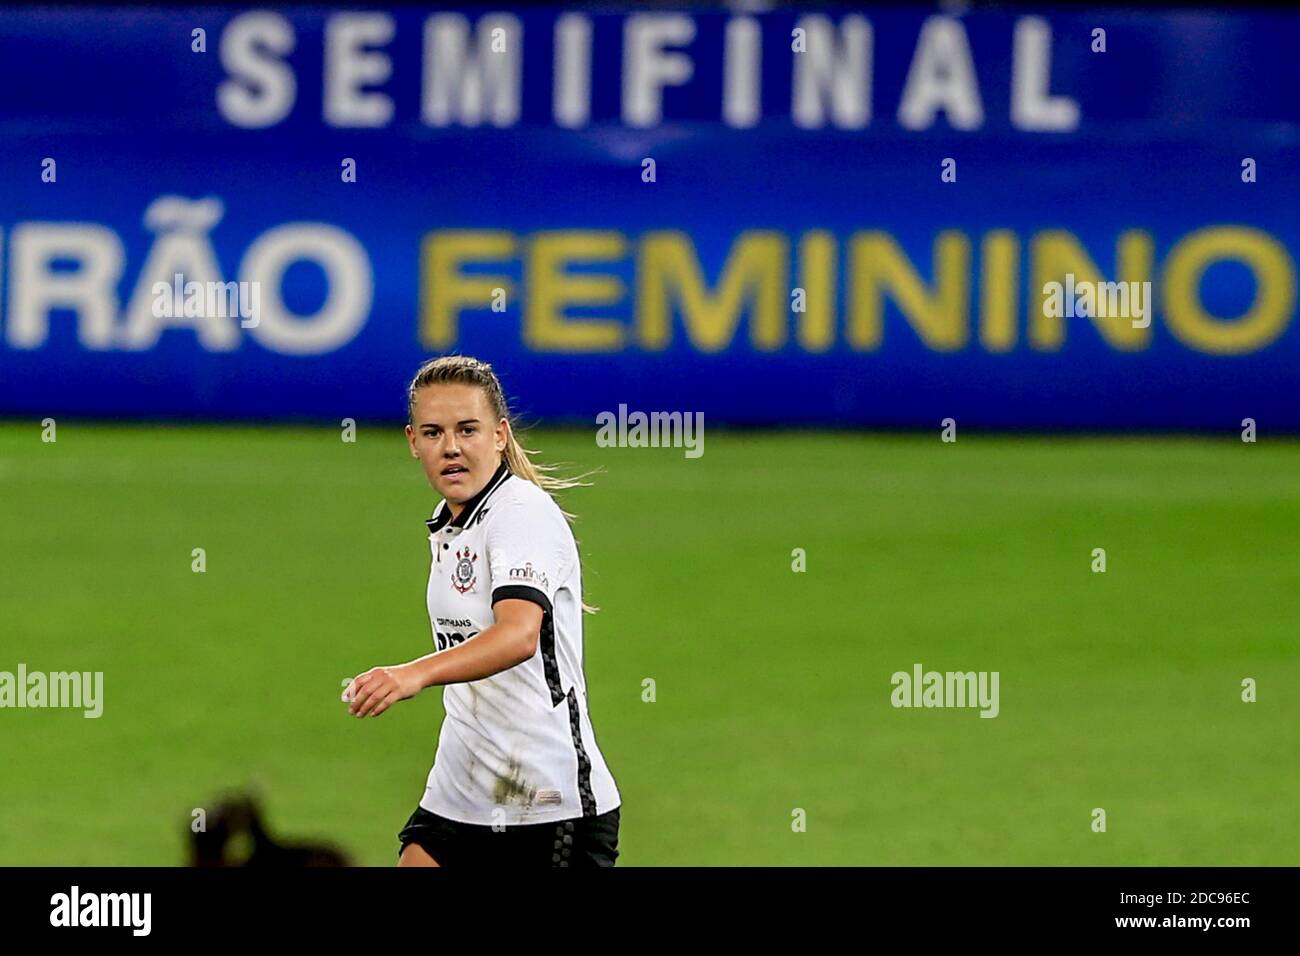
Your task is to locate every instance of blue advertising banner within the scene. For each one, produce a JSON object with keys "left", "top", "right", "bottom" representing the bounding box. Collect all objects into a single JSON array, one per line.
[{"left": 0, "top": 6, "right": 1297, "bottom": 427}]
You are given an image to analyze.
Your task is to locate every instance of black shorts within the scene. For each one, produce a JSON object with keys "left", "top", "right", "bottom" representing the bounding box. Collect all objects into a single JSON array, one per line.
[{"left": 397, "top": 805, "right": 620, "bottom": 867}]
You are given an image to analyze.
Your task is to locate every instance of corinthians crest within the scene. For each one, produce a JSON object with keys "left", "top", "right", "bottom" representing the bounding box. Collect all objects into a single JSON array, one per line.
[{"left": 451, "top": 547, "right": 478, "bottom": 594}]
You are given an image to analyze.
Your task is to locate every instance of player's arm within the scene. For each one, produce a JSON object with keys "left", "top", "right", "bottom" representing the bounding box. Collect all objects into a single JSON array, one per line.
[{"left": 344, "top": 599, "right": 542, "bottom": 718}]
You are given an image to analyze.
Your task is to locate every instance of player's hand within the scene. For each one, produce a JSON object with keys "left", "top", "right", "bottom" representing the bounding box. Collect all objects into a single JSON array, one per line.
[{"left": 343, "top": 664, "right": 422, "bottom": 718}]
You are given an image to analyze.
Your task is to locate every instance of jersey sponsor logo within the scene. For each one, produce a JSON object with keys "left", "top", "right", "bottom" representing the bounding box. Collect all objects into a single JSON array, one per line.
[
  {"left": 451, "top": 547, "right": 478, "bottom": 594},
  {"left": 436, "top": 617, "right": 474, "bottom": 629},
  {"left": 509, "top": 562, "right": 549, "bottom": 591}
]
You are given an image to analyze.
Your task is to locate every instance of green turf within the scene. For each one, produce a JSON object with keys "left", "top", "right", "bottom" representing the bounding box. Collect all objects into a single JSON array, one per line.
[{"left": 1, "top": 421, "right": 1297, "bottom": 866}]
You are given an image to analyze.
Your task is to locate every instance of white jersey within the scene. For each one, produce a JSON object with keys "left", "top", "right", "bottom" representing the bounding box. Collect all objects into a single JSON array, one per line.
[{"left": 418, "top": 461, "right": 620, "bottom": 826}]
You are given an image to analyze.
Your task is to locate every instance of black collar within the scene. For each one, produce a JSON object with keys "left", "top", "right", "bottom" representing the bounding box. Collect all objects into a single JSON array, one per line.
[{"left": 425, "top": 460, "right": 511, "bottom": 534}]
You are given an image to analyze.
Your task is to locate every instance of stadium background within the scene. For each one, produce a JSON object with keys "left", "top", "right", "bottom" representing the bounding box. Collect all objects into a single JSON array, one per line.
[{"left": 1, "top": 1, "right": 1297, "bottom": 865}]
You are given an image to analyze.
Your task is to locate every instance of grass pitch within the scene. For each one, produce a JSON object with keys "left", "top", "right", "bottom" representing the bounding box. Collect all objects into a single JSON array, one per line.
[{"left": 1, "top": 422, "right": 1297, "bottom": 865}]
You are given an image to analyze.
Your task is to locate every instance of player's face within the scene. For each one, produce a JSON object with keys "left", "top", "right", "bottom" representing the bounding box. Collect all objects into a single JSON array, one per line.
[{"left": 405, "top": 383, "right": 508, "bottom": 512}]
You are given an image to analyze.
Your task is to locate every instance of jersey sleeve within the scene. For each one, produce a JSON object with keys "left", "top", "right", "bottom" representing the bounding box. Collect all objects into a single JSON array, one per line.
[{"left": 485, "top": 497, "right": 569, "bottom": 614}]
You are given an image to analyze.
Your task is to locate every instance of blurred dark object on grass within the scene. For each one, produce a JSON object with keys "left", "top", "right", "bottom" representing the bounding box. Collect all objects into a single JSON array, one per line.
[{"left": 189, "top": 793, "right": 351, "bottom": 867}]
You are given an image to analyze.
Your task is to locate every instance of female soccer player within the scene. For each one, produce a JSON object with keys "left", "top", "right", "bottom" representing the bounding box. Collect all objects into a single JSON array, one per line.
[{"left": 342, "top": 356, "right": 621, "bottom": 867}]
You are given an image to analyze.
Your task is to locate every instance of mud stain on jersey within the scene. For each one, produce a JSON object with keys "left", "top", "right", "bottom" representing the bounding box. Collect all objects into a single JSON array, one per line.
[
  {"left": 493, "top": 757, "right": 536, "bottom": 806},
  {"left": 464, "top": 749, "right": 478, "bottom": 785}
]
